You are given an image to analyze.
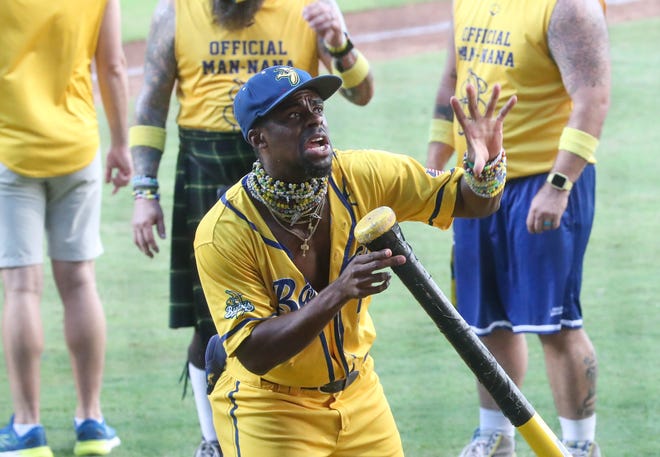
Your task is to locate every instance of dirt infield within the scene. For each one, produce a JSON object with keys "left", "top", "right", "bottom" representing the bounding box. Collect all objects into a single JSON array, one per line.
[{"left": 122, "top": 0, "right": 660, "bottom": 98}]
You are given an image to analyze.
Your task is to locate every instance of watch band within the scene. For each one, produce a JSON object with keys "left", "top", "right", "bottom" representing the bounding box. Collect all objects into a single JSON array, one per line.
[
  {"left": 546, "top": 171, "right": 573, "bottom": 191},
  {"left": 326, "top": 34, "right": 354, "bottom": 59}
]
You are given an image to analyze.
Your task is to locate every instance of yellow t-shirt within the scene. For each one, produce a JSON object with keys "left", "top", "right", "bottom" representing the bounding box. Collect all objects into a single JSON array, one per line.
[
  {"left": 175, "top": 0, "right": 319, "bottom": 132},
  {"left": 451, "top": 0, "right": 601, "bottom": 178},
  {"left": 0, "top": 0, "right": 105, "bottom": 177},
  {"left": 194, "top": 149, "right": 463, "bottom": 388}
]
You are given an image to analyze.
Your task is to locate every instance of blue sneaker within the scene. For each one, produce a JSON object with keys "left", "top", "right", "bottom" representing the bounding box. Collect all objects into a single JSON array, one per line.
[
  {"left": 73, "top": 419, "right": 120, "bottom": 456},
  {"left": 0, "top": 415, "right": 54, "bottom": 457}
]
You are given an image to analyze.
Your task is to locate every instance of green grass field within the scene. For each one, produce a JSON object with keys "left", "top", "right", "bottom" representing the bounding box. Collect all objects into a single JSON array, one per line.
[{"left": 1, "top": 15, "right": 659, "bottom": 457}]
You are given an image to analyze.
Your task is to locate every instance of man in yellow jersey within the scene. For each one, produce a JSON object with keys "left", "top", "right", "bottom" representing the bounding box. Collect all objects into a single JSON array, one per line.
[
  {"left": 0, "top": 0, "right": 130, "bottom": 455},
  {"left": 194, "top": 65, "right": 516, "bottom": 457},
  {"left": 426, "top": 0, "right": 610, "bottom": 456},
  {"left": 129, "top": 1, "right": 374, "bottom": 455}
]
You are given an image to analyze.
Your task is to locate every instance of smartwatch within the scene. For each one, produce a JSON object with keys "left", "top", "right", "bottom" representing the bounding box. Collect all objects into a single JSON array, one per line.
[{"left": 546, "top": 171, "right": 573, "bottom": 191}]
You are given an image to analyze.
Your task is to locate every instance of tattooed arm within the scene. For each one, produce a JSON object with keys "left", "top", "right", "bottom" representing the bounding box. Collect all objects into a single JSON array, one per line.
[
  {"left": 132, "top": 0, "right": 177, "bottom": 177},
  {"left": 546, "top": 0, "right": 611, "bottom": 182},
  {"left": 131, "top": 0, "right": 177, "bottom": 257},
  {"left": 526, "top": 0, "right": 611, "bottom": 233}
]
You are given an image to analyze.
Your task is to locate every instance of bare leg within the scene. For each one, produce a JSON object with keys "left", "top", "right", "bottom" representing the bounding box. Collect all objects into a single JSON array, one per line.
[
  {"left": 1, "top": 265, "right": 44, "bottom": 424},
  {"left": 539, "top": 328, "right": 597, "bottom": 419},
  {"left": 52, "top": 259, "right": 105, "bottom": 420},
  {"left": 478, "top": 329, "right": 528, "bottom": 409}
]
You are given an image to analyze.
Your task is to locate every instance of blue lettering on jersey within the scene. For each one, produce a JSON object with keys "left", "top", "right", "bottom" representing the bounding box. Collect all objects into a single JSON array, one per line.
[
  {"left": 457, "top": 46, "right": 514, "bottom": 68},
  {"left": 461, "top": 27, "right": 511, "bottom": 47},
  {"left": 273, "top": 278, "right": 298, "bottom": 312},
  {"left": 273, "top": 278, "right": 318, "bottom": 313},
  {"left": 208, "top": 40, "right": 288, "bottom": 56},
  {"left": 457, "top": 26, "right": 514, "bottom": 69},
  {"left": 224, "top": 290, "right": 255, "bottom": 319},
  {"left": 246, "top": 59, "right": 294, "bottom": 73},
  {"left": 202, "top": 40, "right": 294, "bottom": 75},
  {"left": 202, "top": 58, "right": 295, "bottom": 75}
]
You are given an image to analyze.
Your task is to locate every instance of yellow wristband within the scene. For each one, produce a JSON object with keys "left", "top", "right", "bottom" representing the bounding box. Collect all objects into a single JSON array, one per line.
[
  {"left": 324, "top": 33, "right": 349, "bottom": 54},
  {"left": 429, "top": 118, "right": 455, "bottom": 146},
  {"left": 332, "top": 50, "right": 370, "bottom": 89},
  {"left": 558, "top": 127, "right": 598, "bottom": 163},
  {"left": 129, "top": 125, "right": 166, "bottom": 153}
]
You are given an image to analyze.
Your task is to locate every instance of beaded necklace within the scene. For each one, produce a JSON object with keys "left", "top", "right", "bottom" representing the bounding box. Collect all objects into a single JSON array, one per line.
[{"left": 246, "top": 160, "right": 328, "bottom": 225}]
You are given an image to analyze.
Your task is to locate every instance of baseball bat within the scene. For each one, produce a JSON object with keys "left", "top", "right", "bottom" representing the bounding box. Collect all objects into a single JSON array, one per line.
[{"left": 354, "top": 206, "right": 571, "bottom": 457}]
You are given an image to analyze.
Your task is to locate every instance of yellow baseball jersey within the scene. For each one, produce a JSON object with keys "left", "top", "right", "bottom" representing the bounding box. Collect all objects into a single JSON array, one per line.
[
  {"left": 450, "top": 0, "right": 602, "bottom": 179},
  {"left": 175, "top": 0, "right": 319, "bottom": 132},
  {"left": 0, "top": 0, "right": 105, "bottom": 177},
  {"left": 195, "top": 149, "right": 463, "bottom": 388}
]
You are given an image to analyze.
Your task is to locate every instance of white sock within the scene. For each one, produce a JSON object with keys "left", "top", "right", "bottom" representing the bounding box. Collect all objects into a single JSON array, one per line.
[
  {"left": 189, "top": 362, "right": 218, "bottom": 442},
  {"left": 13, "top": 422, "right": 39, "bottom": 437},
  {"left": 559, "top": 414, "right": 596, "bottom": 442},
  {"left": 480, "top": 407, "right": 515, "bottom": 437}
]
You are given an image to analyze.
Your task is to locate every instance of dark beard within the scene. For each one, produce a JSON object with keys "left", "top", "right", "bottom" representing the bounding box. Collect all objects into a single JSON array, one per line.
[
  {"left": 212, "top": 0, "right": 266, "bottom": 31},
  {"left": 302, "top": 156, "right": 333, "bottom": 179}
]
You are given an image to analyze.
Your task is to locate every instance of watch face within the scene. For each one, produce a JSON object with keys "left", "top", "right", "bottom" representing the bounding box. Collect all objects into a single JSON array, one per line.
[{"left": 551, "top": 173, "right": 567, "bottom": 188}]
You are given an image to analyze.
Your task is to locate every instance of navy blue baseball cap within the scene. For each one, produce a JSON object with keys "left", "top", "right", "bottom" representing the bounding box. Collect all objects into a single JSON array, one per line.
[{"left": 234, "top": 65, "right": 342, "bottom": 139}]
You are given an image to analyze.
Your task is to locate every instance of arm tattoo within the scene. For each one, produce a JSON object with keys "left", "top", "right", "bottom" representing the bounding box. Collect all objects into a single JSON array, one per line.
[
  {"left": 547, "top": 0, "right": 609, "bottom": 95},
  {"left": 134, "top": 0, "right": 177, "bottom": 126},
  {"left": 434, "top": 104, "right": 454, "bottom": 120},
  {"left": 132, "top": 0, "right": 177, "bottom": 177}
]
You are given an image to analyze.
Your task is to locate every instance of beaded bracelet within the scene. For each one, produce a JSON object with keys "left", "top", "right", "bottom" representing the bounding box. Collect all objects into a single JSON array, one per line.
[
  {"left": 462, "top": 149, "right": 507, "bottom": 198},
  {"left": 133, "top": 188, "right": 160, "bottom": 201},
  {"left": 131, "top": 174, "right": 159, "bottom": 189}
]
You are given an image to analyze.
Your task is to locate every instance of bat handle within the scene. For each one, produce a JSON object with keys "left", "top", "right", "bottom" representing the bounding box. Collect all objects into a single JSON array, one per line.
[{"left": 355, "top": 207, "right": 572, "bottom": 457}]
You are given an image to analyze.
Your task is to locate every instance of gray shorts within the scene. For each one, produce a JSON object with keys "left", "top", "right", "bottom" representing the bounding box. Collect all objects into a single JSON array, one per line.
[{"left": 0, "top": 154, "right": 103, "bottom": 268}]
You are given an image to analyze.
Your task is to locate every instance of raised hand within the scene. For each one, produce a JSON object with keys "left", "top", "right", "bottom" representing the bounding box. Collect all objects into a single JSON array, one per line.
[
  {"left": 451, "top": 84, "right": 517, "bottom": 176},
  {"left": 302, "top": 0, "right": 345, "bottom": 49}
]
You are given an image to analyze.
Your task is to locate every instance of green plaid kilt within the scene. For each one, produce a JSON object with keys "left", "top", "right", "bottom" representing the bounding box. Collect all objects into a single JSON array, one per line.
[{"left": 169, "top": 127, "right": 254, "bottom": 343}]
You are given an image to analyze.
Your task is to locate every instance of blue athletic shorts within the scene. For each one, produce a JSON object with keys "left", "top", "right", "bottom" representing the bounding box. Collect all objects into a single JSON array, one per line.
[{"left": 453, "top": 165, "right": 595, "bottom": 335}]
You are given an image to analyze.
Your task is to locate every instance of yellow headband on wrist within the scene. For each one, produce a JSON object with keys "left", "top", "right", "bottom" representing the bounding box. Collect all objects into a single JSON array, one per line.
[
  {"left": 129, "top": 125, "right": 166, "bottom": 153},
  {"left": 332, "top": 50, "right": 370, "bottom": 89},
  {"left": 428, "top": 118, "right": 455, "bottom": 146},
  {"left": 558, "top": 127, "right": 599, "bottom": 163}
]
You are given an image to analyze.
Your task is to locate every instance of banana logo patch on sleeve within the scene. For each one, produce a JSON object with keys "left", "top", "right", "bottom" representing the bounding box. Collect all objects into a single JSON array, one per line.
[{"left": 224, "top": 290, "right": 255, "bottom": 319}]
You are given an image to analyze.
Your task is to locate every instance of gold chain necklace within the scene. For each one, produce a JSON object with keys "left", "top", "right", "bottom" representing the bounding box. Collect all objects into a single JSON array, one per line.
[{"left": 265, "top": 197, "right": 325, "bottom": 256}]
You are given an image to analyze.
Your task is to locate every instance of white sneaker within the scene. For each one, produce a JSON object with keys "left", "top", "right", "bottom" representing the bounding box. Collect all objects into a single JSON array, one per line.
[
  {"left": 563, "top": 440, "right": 601, "bottom": 457},
  {"left": 193, "top": 439, "right": 222, "bottom": 457},
  {"left": 458, "top": 429, "right": 516, "bottom": 457}
]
